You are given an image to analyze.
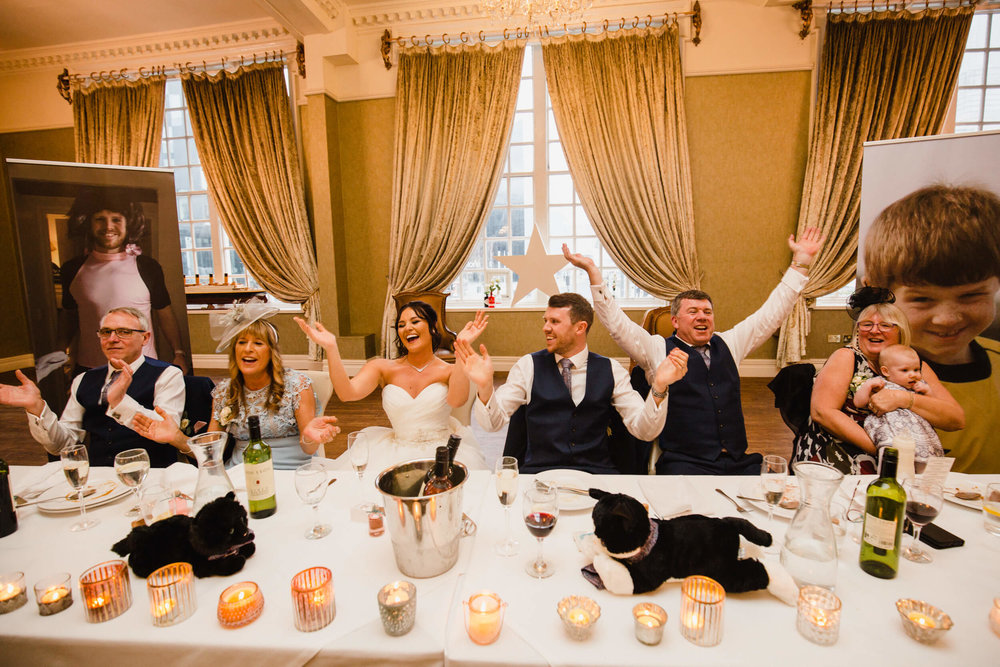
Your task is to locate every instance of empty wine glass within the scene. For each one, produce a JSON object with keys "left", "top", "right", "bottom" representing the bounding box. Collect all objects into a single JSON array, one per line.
[
  {"left": 523, "top": 482, "right": 559, "bottom": 578},
  {"left": 347, "top": 431, "right": 373, "bottom": 513},
  {"left": 61, "top": 443, "right": 99, "bottom": 532},
  {"left": 761, "top": 454, "right": 788, "bottom": 552},
  {"left": 902, "top": 478, "right": 944, "bottom": 563},
  {"left": 494, "top": 456, "right": 519, "bottom": 557},
  {"left": 114, "top": 448, "right": 150, "bottom": 518},
  {"left": 295, "top": 461, "right": 331, "bottom": 539}
]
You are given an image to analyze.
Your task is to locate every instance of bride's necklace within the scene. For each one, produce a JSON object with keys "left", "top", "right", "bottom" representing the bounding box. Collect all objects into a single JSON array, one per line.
[{"left": 407, "top": 358, "right": 434, "bottom": 373}]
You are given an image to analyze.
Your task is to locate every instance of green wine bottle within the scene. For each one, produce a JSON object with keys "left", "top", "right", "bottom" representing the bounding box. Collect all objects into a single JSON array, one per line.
[
  {"left": 859, "top": 447, "right": 906, "bottom": 579},
  {"left": 243, "top": 415, "right": 277, "bottom": 519}
]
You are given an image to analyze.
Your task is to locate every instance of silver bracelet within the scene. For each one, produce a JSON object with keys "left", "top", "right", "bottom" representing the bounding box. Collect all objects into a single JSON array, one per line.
[{"left": 651, "top": 387, "right": 668, "bottom": 399}]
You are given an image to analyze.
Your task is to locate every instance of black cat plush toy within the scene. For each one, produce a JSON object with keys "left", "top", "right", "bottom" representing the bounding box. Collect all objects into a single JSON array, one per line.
[
  {"left": 112, "top": 492, "right": 255, "bottom": 578},
  {"left": 579, "top": 490, "right": 797, "bottom": 605}
]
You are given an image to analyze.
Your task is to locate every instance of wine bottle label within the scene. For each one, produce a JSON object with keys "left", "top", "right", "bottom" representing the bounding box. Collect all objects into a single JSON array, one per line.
[
  {"left": 245, "top": 460, "right": 275, "bottom": 501},
  {"left": 862, "top": 513, "right": 897, "bottom": 550}
]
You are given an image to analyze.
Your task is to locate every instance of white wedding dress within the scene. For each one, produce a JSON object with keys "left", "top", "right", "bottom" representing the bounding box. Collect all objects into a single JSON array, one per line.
[{"left": 333, "top": 382, "right": 487, "bottom": 478}]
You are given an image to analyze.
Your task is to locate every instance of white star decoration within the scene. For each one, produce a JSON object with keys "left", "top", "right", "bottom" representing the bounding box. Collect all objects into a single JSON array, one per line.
[{"left": 494, "top": 226, "right": 568, "bottom": 306}]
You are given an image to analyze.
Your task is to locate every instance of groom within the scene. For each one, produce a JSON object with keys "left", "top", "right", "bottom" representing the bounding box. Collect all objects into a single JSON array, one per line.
[{"left": 456, "top": 292, "right": 688, "bottom": 473}]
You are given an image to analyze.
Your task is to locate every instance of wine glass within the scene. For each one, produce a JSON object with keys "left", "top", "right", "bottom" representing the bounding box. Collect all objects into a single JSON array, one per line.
[
  {"left": 61, "top": 443, "right": 99, "bottom": 532},
  {"left": 294, "top": 461, "right": 331, "bottom": 539},
  {"left": 523, "top": 482, "right": 559, "bottom": 578},
  {"left": 760, "top": 454, "right": 788, "bottom": 552},
  {"left": 494, "top": 456, "right": 520, "bottom": 556},
  {"left": 347, "top": 431, "right": 373, "bottom": 513},
  {"left": 902, "top": 478, "right": 944, "bottom": 563},
  {"left": 114, "top": 448, "right": 150, "bottom": 518}
]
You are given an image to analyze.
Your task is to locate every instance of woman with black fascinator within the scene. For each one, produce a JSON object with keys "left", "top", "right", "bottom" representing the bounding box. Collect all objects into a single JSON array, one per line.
[{"left": 792, "top": 287, "right": 962, "bottom": 474}]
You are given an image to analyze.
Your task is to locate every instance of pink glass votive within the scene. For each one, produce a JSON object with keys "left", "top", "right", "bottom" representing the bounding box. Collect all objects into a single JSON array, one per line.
[
  {"left": 218, "top": 581, "right": 264, "bottom": 628},
  {"left": 291, "top": 567, "right": 335, "bottom": 632},
  {"left": 79, "top": 560, "right": 132, "bottom": 623},
  {"left": 147, "top": 562, "right": 196, "bottom": 627},
  {"left": 464, "top": 590, "right": 506, "bottom": 645}
]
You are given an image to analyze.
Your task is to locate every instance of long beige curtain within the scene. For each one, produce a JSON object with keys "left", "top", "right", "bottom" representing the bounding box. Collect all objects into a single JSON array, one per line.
[
  {"left": 181, "top": 62, "right": 321, "bottom": 354},
  {"left": 541, "top": 23, "right": 701, "bottom": 299},
  {"left": 382, "top": 41, "right": 525, "bottom": 356},
  {"left": 73, "top": 76, "right": 166, "bottom": 166},
  {"left": 777, "top": 6, "right": 974, "bottom": 365}
]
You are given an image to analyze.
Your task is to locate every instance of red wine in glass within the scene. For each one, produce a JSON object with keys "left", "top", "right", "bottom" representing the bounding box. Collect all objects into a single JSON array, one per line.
[
  {"left": 901, "top": 478, "right": 944, "bottom": 564},
  {"left": 525, "top": 511, "right": 556, "bottom": 538},
  {"left": 523, "top": 485, "right": 559, "bottom": 578},
  {"left": 905, "top": 501, "right": 940, "bottom": 526}
]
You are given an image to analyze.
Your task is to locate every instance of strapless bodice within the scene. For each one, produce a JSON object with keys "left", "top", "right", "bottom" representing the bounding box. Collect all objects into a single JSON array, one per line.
[{"left": 381, "top": 383, "right": 453, "bottom": 445}]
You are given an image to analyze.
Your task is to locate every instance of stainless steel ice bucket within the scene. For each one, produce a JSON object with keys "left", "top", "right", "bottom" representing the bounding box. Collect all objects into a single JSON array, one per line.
[{"left": 376, "top": 458, "right": 473, "bottom": 578}]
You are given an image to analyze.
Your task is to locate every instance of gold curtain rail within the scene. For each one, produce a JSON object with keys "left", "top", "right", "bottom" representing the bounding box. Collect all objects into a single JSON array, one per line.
[
  {"left": 790, "top": 0, "right": 984, "bottom": 40},
  {"left": 379, "top": 3, "right": 704, "bottom": 69}
]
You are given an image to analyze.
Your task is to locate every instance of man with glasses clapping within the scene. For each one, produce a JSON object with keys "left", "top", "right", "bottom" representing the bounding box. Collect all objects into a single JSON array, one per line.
[{"left": 0, "top": 307, "right": 186, "bottom": 467}]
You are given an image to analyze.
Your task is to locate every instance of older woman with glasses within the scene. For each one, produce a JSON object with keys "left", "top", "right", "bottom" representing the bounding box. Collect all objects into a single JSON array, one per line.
[{"left": 792, "top": 288, "right": 963, "bottom": 474}]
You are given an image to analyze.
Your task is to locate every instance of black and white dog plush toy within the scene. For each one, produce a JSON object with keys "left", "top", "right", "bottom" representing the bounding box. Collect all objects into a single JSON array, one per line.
[
  {"left": 579, "top": 490, "right": 797, "bottom": 605},
  {"left": 112, "top": 492, "right": 255, "bottom": 578}
]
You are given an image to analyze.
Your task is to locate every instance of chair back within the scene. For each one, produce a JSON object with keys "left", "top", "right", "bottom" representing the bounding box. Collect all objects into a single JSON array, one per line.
[
  {"left": 300, "top": 369, "right": 334, "bottom": 458},
  {"left": 766, "top": 363, "right": 816, "bottom": 436},
  {"left": 182, "top": 375, "right": 215, "bottom": 436},
  {"left": 391, "top": 290, "right": 457, "bottom": 358},
  {"left": 641, "top": 305, "right": 673, "bottom": 338}
]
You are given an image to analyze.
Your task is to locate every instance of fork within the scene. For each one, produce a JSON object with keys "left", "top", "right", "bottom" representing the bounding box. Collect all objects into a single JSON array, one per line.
[
  {"left": 12, "top": 482, "right": 61, "bottom": 507},
  {"left": 534, "top": 479, "right": 589, "bottom": 496},
  {"left": 715, "top": 488, "right": 750, "bottom": 513}
]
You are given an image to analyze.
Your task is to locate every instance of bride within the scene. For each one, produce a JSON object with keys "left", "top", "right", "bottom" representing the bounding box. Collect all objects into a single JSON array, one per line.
[{"left": 295, "top": 302, "right": 489, "bottom": 474}]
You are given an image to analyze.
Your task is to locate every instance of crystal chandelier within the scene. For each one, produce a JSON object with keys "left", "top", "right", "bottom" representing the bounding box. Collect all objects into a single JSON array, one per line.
[{"left": 480, "top": 0, "right": 593, "bottom": 26}]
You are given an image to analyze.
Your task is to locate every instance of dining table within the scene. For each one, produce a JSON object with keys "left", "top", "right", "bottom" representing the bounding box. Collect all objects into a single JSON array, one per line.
[{"left": 1, "top": 462, "right": 997, "bottom": 666}]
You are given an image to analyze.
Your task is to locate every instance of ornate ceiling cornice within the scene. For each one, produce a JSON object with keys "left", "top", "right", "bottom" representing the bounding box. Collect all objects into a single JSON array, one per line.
[
  {"left": 0, "top": 19, "right": 294, "bottom": 73},
  {"left": 351, "top": 3, "right": 485, "bottom": 27}
]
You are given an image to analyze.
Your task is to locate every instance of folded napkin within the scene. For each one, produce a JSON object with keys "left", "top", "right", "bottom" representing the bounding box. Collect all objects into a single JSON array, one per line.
[
  {"left": 638, "top": 475, "right": 710, "bottom": 519},
  {"left": 14, "top": 461, "right": 64, "bottom": 495}
]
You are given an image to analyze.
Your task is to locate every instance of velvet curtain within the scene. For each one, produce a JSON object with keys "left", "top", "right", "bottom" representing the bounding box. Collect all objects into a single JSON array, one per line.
[{"left": 73, "top": 76, "right": 166, "bottom": 167}]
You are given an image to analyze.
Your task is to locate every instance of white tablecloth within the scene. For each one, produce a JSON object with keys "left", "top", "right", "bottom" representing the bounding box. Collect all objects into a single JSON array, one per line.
[{"left": 1, "top": 465, "right": 997, "bottom": 666}]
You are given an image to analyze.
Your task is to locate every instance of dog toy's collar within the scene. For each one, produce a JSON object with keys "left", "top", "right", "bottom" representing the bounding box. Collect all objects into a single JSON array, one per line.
[
  {"left": 206, "top": 532, "right": 255, "bottom": 561},
  {"left": 607, "top": 519, "right": 658, "bottom": 562}
]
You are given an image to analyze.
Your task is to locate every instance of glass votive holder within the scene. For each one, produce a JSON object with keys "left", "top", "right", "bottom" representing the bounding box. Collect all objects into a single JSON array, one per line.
[
  {"left": 0, "top": 572, "right": 28, "bottom": 614},
  {"left": 633, "top": 602, "right": 667, "bottom": 645},
  {"left": 291, "top": 567, "right": 336, "bottom": 632},
  {"left": 140, "top": 483, "right": 175, "bottom": 526},
  {"left": 34, "top": 573, "right": 73, "bottom": 616},
  {"left": 377, "top": 580, "right": 416, "bottom": 636},
  {"left": 796, "top": 585, "right": 841, "bottom": 646},
  {"left": 679, "top": 575, "right": 724, "bottom": 647},
  {"left": 989, "top": 598, "right": 1000, "bottom": 638},
  {"left": 147, "top": 562, "right": 196, "bottom": 627},
  {"left": 464, "top": 590, "right": 506, "bottom": 645},
  {"left": 218, "top": 581, "right": 264, "bottom": 628},
  {"left": 556, "top": 595, "right": 601, "bottom": 641},
  {"left": 895, "top": 599, "right": 953, "bottom": 644},
  {"left": 79, "top": 560, "right": 132, "bottom": 623}
]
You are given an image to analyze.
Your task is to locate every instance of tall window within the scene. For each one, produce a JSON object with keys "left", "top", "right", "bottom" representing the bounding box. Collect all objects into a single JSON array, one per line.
[
  {"left": 955, "top": 9, "right": 1000, "bottom": 133},
  {"left": 448, "top": 45, "right": 655, "bottom": 308},
  {"left": 159, "top": 79, "right": 257, "bottom": 288}
]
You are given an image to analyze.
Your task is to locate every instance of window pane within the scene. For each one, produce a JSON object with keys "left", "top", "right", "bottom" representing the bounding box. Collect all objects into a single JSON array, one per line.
[
  {"left": 487, "top": 240, "right": 509, "bottom": 268},
  {"left": 176, "top": 196, "right": 190, "bottom": 222},
  {"left": 192, "top": 222, "right": 212, "bottom": 248},
  {"left": 548, "top": 142, "right": 568, "bottom": 171},
  {"left": 968, "top": 13, "right": 988, "bottom": 48},
  {"left": 164, "top": 109, "right": 186, "bottom": 138},
  {"left": 187, "top": 138, "right": 199, "bottom": 165},
  {"left": 464, "top": 271, "right": 485, "bottom": 301},
  {"left": 993, "top": 13, "right": 1000, "bottom": 48},
  {"left": 158, "top": 142, "right": 168, "bottom": 167},
  {"left": 956, "top": 88, "right": 983, "bottom": 123},
  {"left": 549, "top": 174, "right": 574, "bottom": 204},
  {"left": 516, "top": 84, "right": 533, "bottom": 110},
  {"left": 190, "top": 194, "right": 210, "bottom": 220},
  {"left": 512, "top": 239, "right": 525, "bottom": 255},
  {"left": 195, "top": 250, "right": 214, "bottom": 275},
  {"left": 521, "top": 52, "right": 532, "bottom": 76},
  {"left": 190, "top": 166, "right": 208, "bottom": 192},
  {"left": 465, "top": 240, "right": 484, "bottom": 269},
  {"left": 486, "top": 209, "right": 507, "bottom": 236},
  {"left": 510, "top": 207, "right": 529, "bottom": 237},
  {"left": 547, "top": 109, "right": 559, "bottom": 141},
  {"left": 985, "top": 88, "right": 1000, "bottom": 121},
  {"left": 959, "top": 51, "right": 985, "bottom": 86},
  {"left": 165, "top": 79, "right": 184, "bottom": 108},
  {"left": 576, "top": 236, "right": 599, "bottom": 259},
  {"left": 167, "top": 138, "right": 187, "bottom": 167},
  {"left": 181, "top": 251, "right": 193, "bottom": 276},
  {"left": 173, "top": 167, "right": 190, "bottom": 193},
  {"left": 509, "top": 176, "right": 533, "bottom": 205},
  {"left": 511, "top": 112, "right": 533, "bottom": 143},
  {"left": 549, "top": 205, "right": 573, "bottom": 235},
  {"left": 987, "top": 52, "right": 1000, "bottom": 85},
  {"left": 509, "top": 144, "right": 533, "bottom": 172},
  {"left": 178, "top": 223, "right": 192, "bottom": 250},
  {"left": 494, "top": 178, "right": 508, "bottom": 206},
  {"left": 576, "top": 206, "right": 593, "bottom": 235}
]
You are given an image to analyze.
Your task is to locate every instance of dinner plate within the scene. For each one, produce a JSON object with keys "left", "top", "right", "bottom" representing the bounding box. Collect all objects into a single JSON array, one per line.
[
  {"left": 943, "top": 489, "right": 983, "bottom": 512},
  {"left": 736, "top": 478, "right": 800, "bottom": 520},
  {"left": 535, "top": 469, "right": 595, "bottom": 512},
  {"left": 36, "top": 480, "right": 131, "bottom": 514}
]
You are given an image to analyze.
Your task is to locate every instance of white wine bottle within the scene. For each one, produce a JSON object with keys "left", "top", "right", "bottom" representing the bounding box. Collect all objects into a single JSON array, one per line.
[
  {"left": 244, "top": 415, "right": 277, "bottom": 519},
  {"left": 859, "top": 447, "right": 906, "bottom": 579}
]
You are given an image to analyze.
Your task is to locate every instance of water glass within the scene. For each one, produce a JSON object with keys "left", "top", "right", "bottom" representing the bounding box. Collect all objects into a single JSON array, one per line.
[{"left": 984, "top": 483, "right": 1000, "bottom": 537}]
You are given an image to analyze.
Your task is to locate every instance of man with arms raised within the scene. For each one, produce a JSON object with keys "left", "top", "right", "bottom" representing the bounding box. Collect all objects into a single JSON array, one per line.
[
  {"left": 0, "top": 307, "right": 186, "bottom": 467},
  {"left": 456, "top": 293, "right": 688, "bottom": 473},
  {"left": 563, "top": 228, "right": 823, "bottom": 474}
]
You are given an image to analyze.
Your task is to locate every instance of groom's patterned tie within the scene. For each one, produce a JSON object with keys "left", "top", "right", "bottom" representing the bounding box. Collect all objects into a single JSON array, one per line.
[{"left": 559, "top": 358, "right": 573, "bottom": 394}]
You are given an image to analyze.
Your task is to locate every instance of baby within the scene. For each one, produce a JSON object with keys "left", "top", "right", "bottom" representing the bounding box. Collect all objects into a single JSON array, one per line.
[{"left": 853, "top": 344, "right": 943, "bottom": 459}]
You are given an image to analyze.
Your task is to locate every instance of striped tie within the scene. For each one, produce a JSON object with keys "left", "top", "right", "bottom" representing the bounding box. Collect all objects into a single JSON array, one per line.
[
  {"left": 559, "top": 358, "right": 573, "bottom": 394},
  {"left": 100, "top": 370, "right": 122, "bottom": 405}
]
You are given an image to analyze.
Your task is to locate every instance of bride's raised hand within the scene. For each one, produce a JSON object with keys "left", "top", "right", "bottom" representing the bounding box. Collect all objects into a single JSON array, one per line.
[
  {"left": 455, "top": 339, "right": 493, "bottom": 388},
  {"left": 295, "top": 317, "right": 338, "bottom": 351},
  {"left": 455, "top": 310, "right": 489, "bottom": 348}
]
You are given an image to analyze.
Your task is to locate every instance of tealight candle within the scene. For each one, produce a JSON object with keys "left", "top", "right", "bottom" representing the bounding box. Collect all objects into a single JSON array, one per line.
[
  {"left": 34, "top": 573, "right": 73, "bottom": 617},
  {"left": 464, "top": 590, "right": 505, "bottom": 645},
  {"left": 679, "top": 576, "right": 724, "bottom": 647},
  {"left": 147, "top": 562, "right": 195, "bottom": 627},
  {"left": 79, "top": 561, "right": 132, "bottom": 623},
  {"left": 907, "top": 611, "right": 936, "bottom": 629},
  {"left": 990, "top": 598, "right": 1000, "bottom": 638},
  {"left": 377, "top": 580, "right": 417, "bottom": 636},
  {"left": 217, "top": 582, "right": 264, "bottom": 629},
  {"left": 0, "top": 572, "right": 27, "bottom": 615},
  {"left": 633, "top": 603, "right": 667, "bottom": 645},
  {"left": 895, "top": 599, "right": 952, "bottom": 644},
  {"left": 556, "top": 595, "right": 600, "bottom": 641},
  {"left": 796, "top": 585, "right": 841, "bottom": 646},
  {"left": 291, "top": 567, "right": 335, "bottom": 632}
]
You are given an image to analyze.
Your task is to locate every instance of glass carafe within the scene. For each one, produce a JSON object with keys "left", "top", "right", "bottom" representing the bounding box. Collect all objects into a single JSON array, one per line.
[
  {"left": 188, "top": 431, "right": 234, "bottom": 514},
  {"left": 780, "top": 461, "right": 844, "bottom": 589}
]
